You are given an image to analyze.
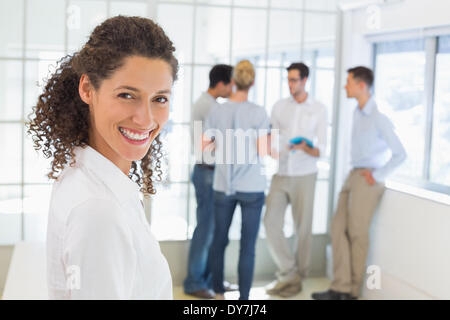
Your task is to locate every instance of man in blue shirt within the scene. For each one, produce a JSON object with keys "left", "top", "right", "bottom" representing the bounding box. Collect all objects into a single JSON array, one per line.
[
  {"left": 184, "top": 64, "right": 234, "bottom": 299},
  {"left": 312, "top": 66, "right": 406, "bottom": 300}
]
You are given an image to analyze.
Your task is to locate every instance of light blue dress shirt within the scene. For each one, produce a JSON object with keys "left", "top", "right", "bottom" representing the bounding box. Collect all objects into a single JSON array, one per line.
[
  {"left": 204, "top": 101, "right": 270, "bottom": 195},
  {"left": 351, "top": 97, "right": 407, "bottom": 182}
]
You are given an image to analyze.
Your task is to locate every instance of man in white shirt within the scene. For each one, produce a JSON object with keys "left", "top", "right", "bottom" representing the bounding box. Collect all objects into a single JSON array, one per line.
[
  {"left": 264, "top": 62, "right": 328, "bottom": 297},
  {"left": 184, "top": 64, "right": 234, "bottom": 299}
]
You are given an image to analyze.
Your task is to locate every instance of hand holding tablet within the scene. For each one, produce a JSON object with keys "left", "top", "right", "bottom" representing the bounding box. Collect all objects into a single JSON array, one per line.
[{"left": 289, "top": 136, "right": 314, "bottom": 149}]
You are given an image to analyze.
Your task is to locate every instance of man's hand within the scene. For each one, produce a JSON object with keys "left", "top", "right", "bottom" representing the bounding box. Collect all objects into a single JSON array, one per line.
[
  {"left": 201, "top": 135, "right": 215, "bottom": 152},
  {"left": 289, "top": 140, "right": 308, "bottom": 151},
  {"left": 360, "top": 169, "right": 376, "bottom": 186},
  {"left": 289, "top": 141, "right": 320, "bottom": 157},
  {"left": 270, "top": 149, "right": 280, "bottom": 159}
]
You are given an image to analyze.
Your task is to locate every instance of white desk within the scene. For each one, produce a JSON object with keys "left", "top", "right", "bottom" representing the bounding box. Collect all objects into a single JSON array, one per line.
[{"left": 3, "top": 241, "right": 48, "bottom": 300}]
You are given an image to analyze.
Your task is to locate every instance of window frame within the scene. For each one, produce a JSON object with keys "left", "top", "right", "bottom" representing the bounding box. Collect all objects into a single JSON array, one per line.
[{"left": 371, "top": 32, "right": 450, "bottom": 202}]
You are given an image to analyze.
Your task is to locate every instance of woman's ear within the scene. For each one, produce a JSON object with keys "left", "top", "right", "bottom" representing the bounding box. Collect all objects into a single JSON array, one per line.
[{"left": 79, "top": 74, "right": 93, "bottom": 105}]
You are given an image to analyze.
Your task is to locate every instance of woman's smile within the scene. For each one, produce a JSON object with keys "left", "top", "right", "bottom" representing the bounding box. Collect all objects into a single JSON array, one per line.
[{"left": 118, "top": 126, "right": 157, "bottom": 146}]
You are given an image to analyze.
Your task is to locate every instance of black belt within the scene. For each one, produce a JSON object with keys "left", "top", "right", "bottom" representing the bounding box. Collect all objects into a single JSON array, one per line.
[{"left": 196, "top": 163, "right": 215, "bottom": 170}]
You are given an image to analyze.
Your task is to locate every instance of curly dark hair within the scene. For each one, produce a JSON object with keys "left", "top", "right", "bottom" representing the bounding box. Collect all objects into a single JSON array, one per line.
[{"left": 27, "top": 16, "right": 178, "bottom": 195}]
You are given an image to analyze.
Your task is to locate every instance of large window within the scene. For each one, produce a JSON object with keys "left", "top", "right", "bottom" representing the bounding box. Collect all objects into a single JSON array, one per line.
[
  {"left": 431, "top": 35, "right": 450, "bottom": 186},
  {"left": 374, "top": 35, "right": 450, "bottom": 193},
  {"left": 155, "top": 0, "right": 339, "bottom": 240},
  {"left": 374, "top": 39, "right": 426, "bottom": 180}
]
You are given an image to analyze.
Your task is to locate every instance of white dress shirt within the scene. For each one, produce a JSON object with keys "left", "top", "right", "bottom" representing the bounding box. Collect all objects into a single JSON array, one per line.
[
  {"left": 46, "top": 145, "right": 173, "bottom": 299},
  {"left": 271, "top": 95, "right": 328, "bottom": 176},
  {"left": 351, "top": 97, "right": 406, "bottom": 182}
]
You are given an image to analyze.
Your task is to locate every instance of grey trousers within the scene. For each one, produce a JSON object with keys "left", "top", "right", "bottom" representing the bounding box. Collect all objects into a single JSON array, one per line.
[
  {"left": 263, "top": 173, "right": 317, "bottom": 282},
  {"left": 330, "top": 169, "right": 385, "bottom": 297}
]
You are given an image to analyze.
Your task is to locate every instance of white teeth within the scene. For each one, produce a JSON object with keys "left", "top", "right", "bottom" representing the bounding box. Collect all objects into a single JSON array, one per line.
[{"left": 119, "top": 127, "right": 150, "bottom": 141}]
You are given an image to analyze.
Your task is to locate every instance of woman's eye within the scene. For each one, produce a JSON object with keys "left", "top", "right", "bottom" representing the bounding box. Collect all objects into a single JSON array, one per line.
[
  {"left": 118, "top": 93, "right": 133, "bottom": 99},
  {"left": 155, "top": 96, "right": 168, "bottom": 104}
]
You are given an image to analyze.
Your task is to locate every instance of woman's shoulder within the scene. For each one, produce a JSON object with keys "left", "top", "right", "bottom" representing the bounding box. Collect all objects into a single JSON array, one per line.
[
  {"left": 66, "top": 197, "right": 126, "bottom": 228},
  {"left": 50, "top": 164, "right": 112, "bottom": 222},
  {"left": 62, "top": 197, "right": 134, "bottom": 258},
  {"left": 244, "top": 101, "right": 268, "bottom": 117},
  {"left": 245, "top": 101, "right": 264, "bottom": 110},
  {"left": 56, "top": 162, "right": 108, "bottom": 194}
]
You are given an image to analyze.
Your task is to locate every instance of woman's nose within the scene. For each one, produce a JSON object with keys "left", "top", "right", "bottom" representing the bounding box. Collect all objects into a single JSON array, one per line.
[{"left": 133, "top": 101, "right": 154, "bottom": 128}]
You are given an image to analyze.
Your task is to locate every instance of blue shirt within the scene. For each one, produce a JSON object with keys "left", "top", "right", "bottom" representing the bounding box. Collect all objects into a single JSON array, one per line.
[
  {"left": 351, "top": 97, "right": 407, "bottom": 182},
  {"left": 204, "top": 101, "right": 271, "bottom": 195}
]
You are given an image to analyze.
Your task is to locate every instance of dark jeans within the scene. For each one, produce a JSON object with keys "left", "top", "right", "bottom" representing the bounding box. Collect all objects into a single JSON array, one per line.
[
  {"left": 183, "top": 164, "right": 215, "bottom": 293},
  {"left": 210, "top": 191, "right": 265, "bottom": 300}
]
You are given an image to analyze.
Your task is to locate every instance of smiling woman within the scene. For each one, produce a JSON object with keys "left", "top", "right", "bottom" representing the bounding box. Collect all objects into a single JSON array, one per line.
[
  {"left": 78, "top": 56, "right": 174, "bottom": 177},
  {"left": 26, "top": 16, "right": 179, "bottom": 300}
]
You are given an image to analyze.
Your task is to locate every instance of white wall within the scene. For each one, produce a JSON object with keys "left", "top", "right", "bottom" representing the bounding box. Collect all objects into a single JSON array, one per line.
[
  {"left": 361, "top": 0, "right": 450, "bottom": 34},
  {"left": 336, "top": 0, "right": 450, "bottom": 299},
  {"left": 362, "top": 189, "right": 450, "bottom": 299}
]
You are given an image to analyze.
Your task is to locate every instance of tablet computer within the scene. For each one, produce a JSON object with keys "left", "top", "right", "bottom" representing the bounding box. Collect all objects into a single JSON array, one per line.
[{"left": 289, "top": 136, "right": 314, "bottom": 148}]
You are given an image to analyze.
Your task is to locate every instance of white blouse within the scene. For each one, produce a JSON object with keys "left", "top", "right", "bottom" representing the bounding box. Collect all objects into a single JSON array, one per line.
[{"left": 46, "top": 145, "right": 173, "bottom": 299}]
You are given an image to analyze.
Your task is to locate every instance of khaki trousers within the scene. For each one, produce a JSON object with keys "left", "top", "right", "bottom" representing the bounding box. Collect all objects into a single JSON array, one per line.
[
  {"left": 330, "top": 169, "right": 385, "bottom": 297},
  {"left": 263, "top": 173, "right": 317, "bottom": 282}
]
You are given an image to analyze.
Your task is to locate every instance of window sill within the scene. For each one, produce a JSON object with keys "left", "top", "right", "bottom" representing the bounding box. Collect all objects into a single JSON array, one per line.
[{"left": 385, "top": 179, "right": 450, "bottom": 206}]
